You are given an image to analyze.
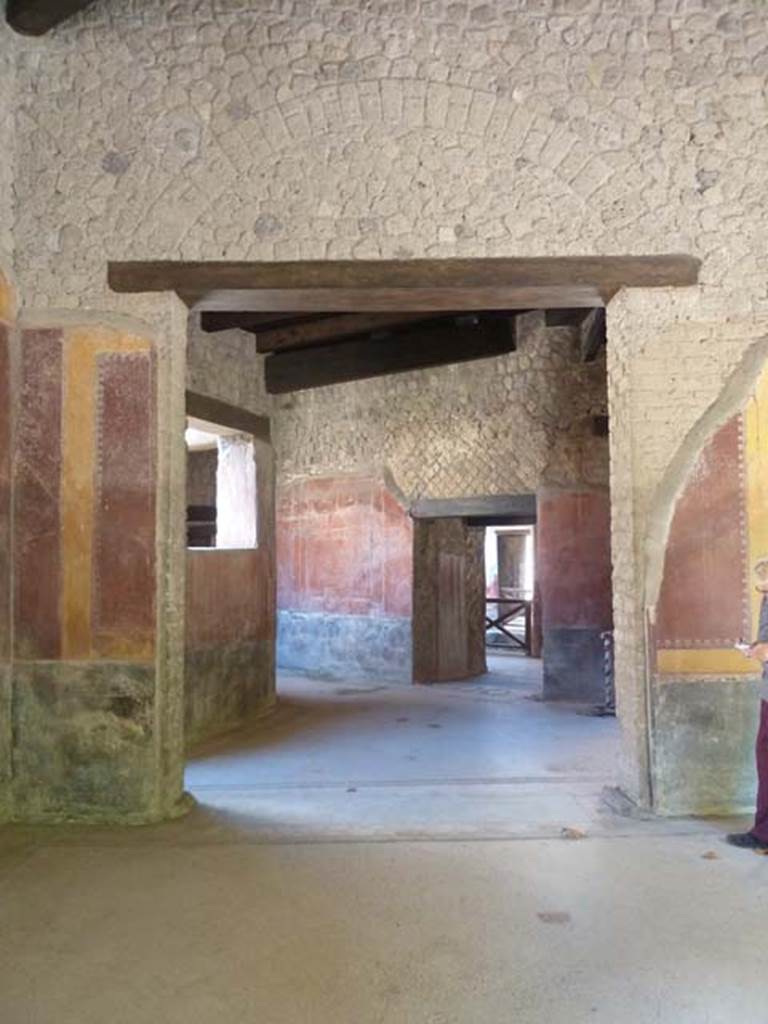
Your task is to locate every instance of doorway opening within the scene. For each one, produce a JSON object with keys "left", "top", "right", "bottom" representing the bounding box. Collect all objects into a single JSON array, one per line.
[{"left": 107, "top": 255, "right": 700, "bottom": 829}]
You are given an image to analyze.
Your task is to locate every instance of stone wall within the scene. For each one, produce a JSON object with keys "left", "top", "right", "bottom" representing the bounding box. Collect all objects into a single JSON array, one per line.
[
  {"left": 187, "top": 315, "right": 272, "bottom": 420},
  {"left": 276, "top": 315, "right": 608, "bottom": 500},
  {"left": 2, "top": 0, "right": 768, "bottom": 812}
]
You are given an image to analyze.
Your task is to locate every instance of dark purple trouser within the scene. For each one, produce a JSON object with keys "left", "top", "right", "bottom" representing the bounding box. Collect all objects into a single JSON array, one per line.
[{"left": 752, "top": 700, "right": 768, "bottom": 841}]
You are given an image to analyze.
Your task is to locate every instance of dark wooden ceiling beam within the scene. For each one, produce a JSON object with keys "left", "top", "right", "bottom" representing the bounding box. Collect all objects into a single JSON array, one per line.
[
  {"left": 108, "top": 255, "right": 701, "bottom": 312},
  {"left": 199, "top": 311, "right": 336, "bottom": 334},
  {"left": 6, "top": 0, "right": 95, "bottom": 34},
  {"left": 254, "top": 312, "right": 455, "bottom": 353},
  {"left": 264, "top": 314, "right": 518, "bottom": 394},
  {"left": 544, "top": 308, "right": 592, "bottom": 328}
]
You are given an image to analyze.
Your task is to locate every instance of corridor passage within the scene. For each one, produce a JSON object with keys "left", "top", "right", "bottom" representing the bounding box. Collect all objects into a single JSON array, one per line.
[{"left": 186, "top": 656, "right": 622, "bottom": 840}]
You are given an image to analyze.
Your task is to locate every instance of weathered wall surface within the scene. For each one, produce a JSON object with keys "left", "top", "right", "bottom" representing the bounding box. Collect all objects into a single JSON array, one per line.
[
  {"left": 277, "top": 474, "right": 413, "bottom": 681},
  {"left": 4, "top": 0, "right": 768, "bottom": 811},
  {"left": 0, "top": 315, "right": 185, "bottom": 823},
  {"left": 649, "top": 362, "right": 768, "bottom": 815},
  {"left": 185, "top": 438, "right": 276, "bottom": 744},
  {"left": 187, "top": 315, "right": 271, "bottom": 419},
  {"left": 537, "top": 489, "right": 613, "bottom": 703},
  {"left": 413, "top": 518, "right": 486, "bottom": 684},
  {"left": 276, "top": 316, "right": 607, "bottom": 500}
]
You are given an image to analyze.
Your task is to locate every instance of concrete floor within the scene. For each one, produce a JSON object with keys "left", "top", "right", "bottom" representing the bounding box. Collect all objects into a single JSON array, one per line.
[{"left": 1, "top": 654, "right": 765, "bottom": 1023}]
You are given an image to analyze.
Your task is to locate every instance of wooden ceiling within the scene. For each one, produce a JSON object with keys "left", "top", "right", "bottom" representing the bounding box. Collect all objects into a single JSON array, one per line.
[{"left": 109, "top": 255, "right": 699, "bottom": 394}]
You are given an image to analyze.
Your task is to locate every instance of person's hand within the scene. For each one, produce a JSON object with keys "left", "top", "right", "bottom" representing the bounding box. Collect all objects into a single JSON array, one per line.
[{"left": 749, "top": 642, "right": 768, "bottom": 663}]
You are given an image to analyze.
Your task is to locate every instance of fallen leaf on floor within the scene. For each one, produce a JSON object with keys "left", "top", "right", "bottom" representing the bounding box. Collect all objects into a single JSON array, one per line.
[
  {"left": 346, "top": 787, "right": 357, "bottom": 793},
  {"left": 538, "top": 911, "right": 571, "bottom": 925},
  {"left": 701, "top": 851, "right": 719, "bottom": 860},
  {"left": 561, "top": 826, "right": 587, "bottom": 840},
  {"left": 428, "top": 723, "right": 442, "bottom": 729}
]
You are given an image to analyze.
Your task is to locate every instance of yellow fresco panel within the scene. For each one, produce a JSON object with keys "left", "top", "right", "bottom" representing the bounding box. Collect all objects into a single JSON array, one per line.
[
  {"left": 657, "top": 647, "right": 758, "bottom": 677},
  {"left": 0, "top": 272, "right": 15, "bottom": 323},
  {"left": 61, "top": 328, "right": 151, "bottom": 660}
]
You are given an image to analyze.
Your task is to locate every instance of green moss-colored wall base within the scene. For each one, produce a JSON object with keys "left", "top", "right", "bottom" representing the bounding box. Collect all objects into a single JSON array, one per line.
[
  {"left": 652, "top": 677, "right": 760, "bottom": 817},
  {"left": 9, "top": 662, "right": 169, "bottom": 824},
  {"left": 185, "top": 640, "right": 275, "bottom": 748}
]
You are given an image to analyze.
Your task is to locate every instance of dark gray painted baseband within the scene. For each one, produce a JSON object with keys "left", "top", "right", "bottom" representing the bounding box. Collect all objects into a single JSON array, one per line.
[
  {"left": 185, "top": 639, "right": 275, "bottom": 747},
  {"left": 11, "top": 661, "right": 156, "bottom": 822},
  {"left": 653, "top": 677, "right": 760, "bottom": 816},
  {"left": 542, "top": 627, "right": 606, "bottom": 703},
  {"left": 277, "top": 610, "right": 412, "bottom": 682}
]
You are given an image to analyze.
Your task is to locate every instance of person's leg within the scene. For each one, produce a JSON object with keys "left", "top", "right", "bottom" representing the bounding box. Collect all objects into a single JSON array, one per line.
[
  {"left": 727, "top": 700, "right": 768, "bottom": 848},
  {"left": 751, "top": 700, "right": 768, "bottom": 841}
]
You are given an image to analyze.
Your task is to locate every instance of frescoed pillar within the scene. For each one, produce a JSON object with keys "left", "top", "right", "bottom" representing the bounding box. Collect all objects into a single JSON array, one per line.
[{"left": 9, "top": 320, "right": 185, "bottom": 822}]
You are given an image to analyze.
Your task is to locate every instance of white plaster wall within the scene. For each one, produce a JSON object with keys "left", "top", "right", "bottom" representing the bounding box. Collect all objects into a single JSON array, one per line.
[{"left": 5, "top": 0, "right": 768, "bottom": 804}]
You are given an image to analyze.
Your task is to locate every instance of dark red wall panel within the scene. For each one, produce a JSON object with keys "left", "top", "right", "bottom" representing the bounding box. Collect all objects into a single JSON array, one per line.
[
  {"left": 14, "top": 329, "right": 63, "bottom": 659},
  {"left": 92, "top": 353, "right": 156, "bottom": 650},
  {"left": 656, "top": 415, "right": 747, "bottom": 648},
  {"left": 537, "top": 490, "right": 613, "bottom": 630}
]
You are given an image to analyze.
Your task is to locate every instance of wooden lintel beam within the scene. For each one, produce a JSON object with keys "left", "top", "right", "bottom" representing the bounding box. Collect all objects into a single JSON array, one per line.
[
  {"left": 191, "top": 285, "right": 604, "bottom": 313},
  {"left": 264, "top": 315, "right": 518, "bottom": 394},
  {"left": 109, "top": 255, "right": 701, "bottom": 295},
  {"left": 185, "top": 391, "right": 270, "bottom": 443},
  {"left": 6, "top": 0, "right": 95, "bottom": 34},
  {"left": 108, "top": 255, "right": 701, "bottom": 311},
  {"left": 579, "top": 307, "right": 607, "bottom": 362}
]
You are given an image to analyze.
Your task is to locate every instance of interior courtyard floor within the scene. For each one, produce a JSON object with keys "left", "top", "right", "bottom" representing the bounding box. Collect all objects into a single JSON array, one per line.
[{"left": 0, "top": 654, "right": 765, "bottom": 1023}]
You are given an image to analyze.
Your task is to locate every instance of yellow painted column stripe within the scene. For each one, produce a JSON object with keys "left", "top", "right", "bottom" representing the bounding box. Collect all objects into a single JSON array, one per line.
[
  {"left": 60, "top": 328, "right": 151, "bottom": 660},
  {"left": 0, "top": 272, "right": 15, "bottom": 323}
]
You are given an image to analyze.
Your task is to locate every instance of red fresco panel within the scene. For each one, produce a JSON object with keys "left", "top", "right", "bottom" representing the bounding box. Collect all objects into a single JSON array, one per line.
[
  {"left": 92, "top": 353, "right": 156, "bottom": 649},
  {"left": 186, "top": 548, "right": 272, "bottom": 648},
  {"left": 14, "top": 328, "right": 63, "bottom": 659},
  {"left": 537, "top": 490, "right": 613, "bottom": 630},
  {"left": 276, "top": 475, "right": 413, "bottom": 618},
  {"left": 656, "top": 415, "right": 748, "bottom": 648},
  {"left": 0, "top": 325, "right": 10, "bottom": 660}
]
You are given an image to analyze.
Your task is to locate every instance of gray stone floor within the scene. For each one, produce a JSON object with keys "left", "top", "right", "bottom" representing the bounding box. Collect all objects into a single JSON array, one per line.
[{"left": 0, "top": 655, "right": 763, "bottom": 1023}]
